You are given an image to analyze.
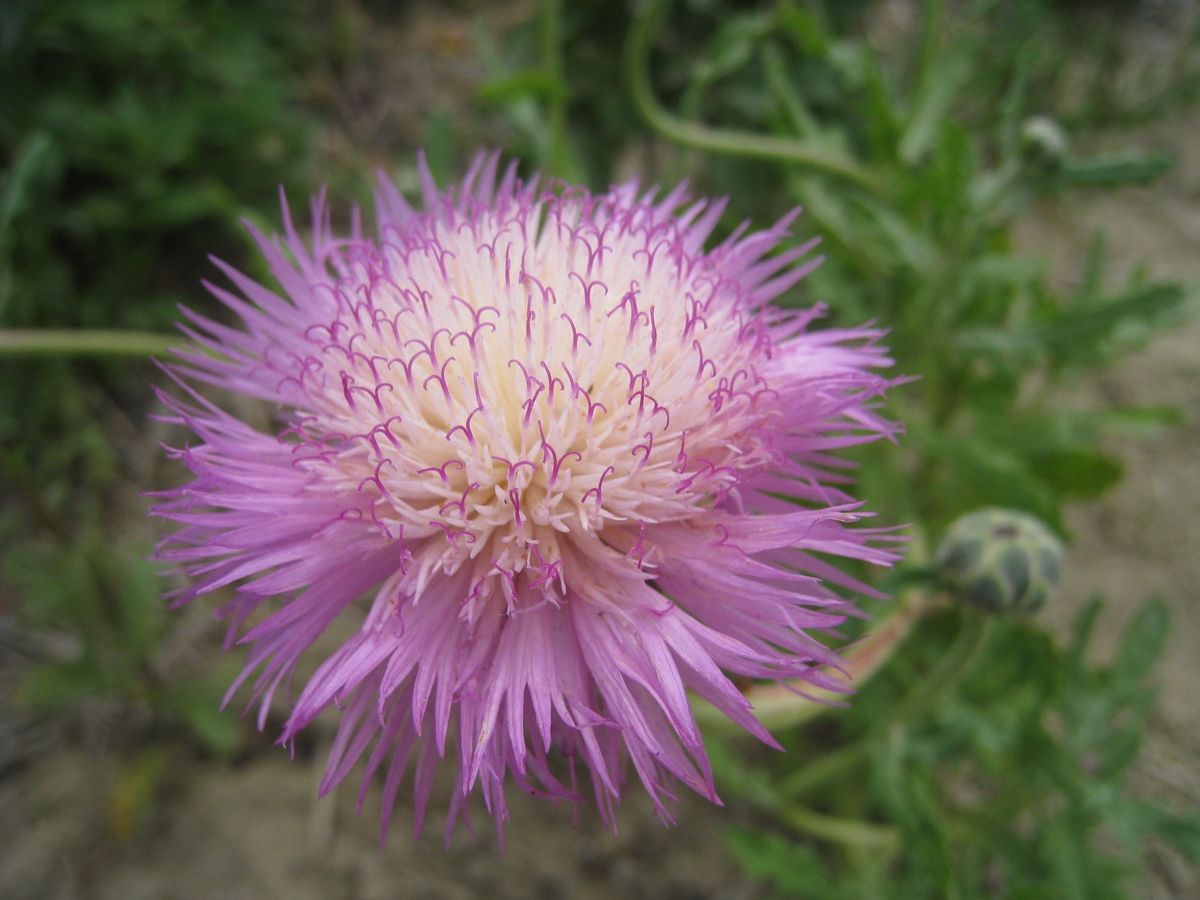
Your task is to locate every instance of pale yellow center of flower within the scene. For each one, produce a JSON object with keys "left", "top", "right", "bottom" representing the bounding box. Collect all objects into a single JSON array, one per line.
[{"left": 302, "top": 202, "right": 776, "bottom": 609}]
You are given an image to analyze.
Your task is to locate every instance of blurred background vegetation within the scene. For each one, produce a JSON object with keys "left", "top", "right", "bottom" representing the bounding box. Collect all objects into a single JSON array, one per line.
[{"left": 1, "top": 0, "right": 1198, "bottom": 897}]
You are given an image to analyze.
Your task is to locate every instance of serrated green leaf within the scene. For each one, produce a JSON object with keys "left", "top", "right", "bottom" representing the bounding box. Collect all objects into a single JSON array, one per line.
[{"left": 853, "top": 193, "right": 934, "bottom": 272}]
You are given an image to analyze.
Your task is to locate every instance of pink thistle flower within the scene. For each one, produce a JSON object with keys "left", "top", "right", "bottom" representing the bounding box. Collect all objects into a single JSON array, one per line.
[{"left": 154, "top": 152, "right": 903, "bottom": 842}]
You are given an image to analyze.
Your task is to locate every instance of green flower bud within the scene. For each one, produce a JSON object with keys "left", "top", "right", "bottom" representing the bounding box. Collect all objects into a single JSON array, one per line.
[{"left": 935, "top": 508, "right": 1064, "bottom": 614}]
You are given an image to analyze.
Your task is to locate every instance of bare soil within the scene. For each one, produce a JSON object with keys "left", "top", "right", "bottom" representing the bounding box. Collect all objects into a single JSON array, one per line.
[
  {"left": 0, "top": 745, "right": 754, "bottom": 900},
  {"left": 1014, "top": 104, "right": 1200, "bottom": 899}
]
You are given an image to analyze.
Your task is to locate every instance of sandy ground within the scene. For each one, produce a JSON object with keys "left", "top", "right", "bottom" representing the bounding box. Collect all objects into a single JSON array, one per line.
[
  {"left": 1012, "top": 104, "right": 1200, "bottom": 898},
  {"left": 0, "top": 743, "right": 755, "bottom": 900}
]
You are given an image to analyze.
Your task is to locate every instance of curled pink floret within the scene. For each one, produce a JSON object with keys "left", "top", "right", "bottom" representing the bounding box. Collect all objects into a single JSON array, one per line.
[{"left": 154, "top": 152, "right": 905, "bottom": 843}]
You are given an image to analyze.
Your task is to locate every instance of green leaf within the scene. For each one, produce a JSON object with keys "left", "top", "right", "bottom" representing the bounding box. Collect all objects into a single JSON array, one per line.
[
  {"left": 899, "top": 48, "right": 971, "bottom": 165},
  {"left": 958, "top": 281, "right": 1186, "bottom": 366},
  {"left": 477, "top": 68, "right": 566, "bottom": 105},
  {"left": 1043, "top": 811, "right": 1096, "bottom": 900},
  {"left": 0, "top": 132, "right": 53, "bottom": 245},
  {"left": 1099, "top": 405, "right": 1184, "bottom": 438},
  {"left": 1079, "top": 233, "right": 1108, "bottom": 299},
  {"left": 853, "top": 193, "right": 934, "bottom": 273},
  {"left": 708, "top": 736, "right": 781, "bottom": 813},
  {"left": 164, "top": 680, "right": 241, "bottom": 758},
  {"left": 20, "top": 661, "right": 106, "bottom": 711},
  {"left": 909, "top": 425, "right": 1060, "bottom": 525},
  {"left": 1068, "top": 597, "right": 1104, "bottom": 674},
  {"left": 114, "top": 553, "right": 167, "bottom": 660},
  {"left": 1143, "top": 806, "right": 1200, "bottom": 860},
  {"left": 1049, "top": 150, "right": 1173, "bottom": 189},
  {"left": 1027, "top": 449, "right": 1122, "bottom": 499},
  {"left": 423, "top": 111, "right": 460, "bottom": 185},
  {"left": 963, "top": 253, "right": 1045, "bottom": 292},
  {"left": 728, "top": 828, "right": 846, "bottom": 899},
  {"left": 1113, "top": 597, "right": 1170, "bottom": 684},
  {"left": 692, "top": 11, "right": 776, "bottom": 88},
  {"left": 777, "top": 3, "right": 829, "bottom": 57},
  {"left": 109, "top": 745, "right": 173, "bottom": 839}
]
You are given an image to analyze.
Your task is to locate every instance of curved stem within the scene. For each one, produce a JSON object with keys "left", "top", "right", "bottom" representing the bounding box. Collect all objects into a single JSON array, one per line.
[
  {"left": 626, "top": 0, "right": 883, "bottom": 192},
  {"left": 0, "top": 328, "right": 182, "bottom": 358},
  {"left": 780, "top": 610, "right": 992, "bottom": 800},
  {"left": 728, "top": 581, "right": 931, "bottom": 733}
]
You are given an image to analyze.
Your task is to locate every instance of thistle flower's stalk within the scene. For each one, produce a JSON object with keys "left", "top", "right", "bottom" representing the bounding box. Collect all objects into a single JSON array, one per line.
[
  {"left": 707, "top": 579, "right": 931, "bottom": 734},
  {"left": 0, "top": 328, "right": 181, "bottom": 358},
  {"left": 626, "top": 0, "right": 883, "bottom": 192},
  {"left": 778, "top": 610, "right": 990, "bottom": 800}
]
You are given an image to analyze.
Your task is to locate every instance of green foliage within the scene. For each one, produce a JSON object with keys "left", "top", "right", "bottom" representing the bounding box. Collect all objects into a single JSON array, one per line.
[
  {"left": 481, "top": 0, "right": 1194, "bottom": 893},
  {"left": 488, "top": 0, "right": 1191, "bottom": 534},
  {"left": 687, "top": 2, "right": 1187, "bottom": 532},
  {"left": 0, "top": 0, "right": 330, "bottom": 758},
  {"left": 0, "top": 0, "right": 322, "bottom": 330},
  {"left": 0, "top": 487, "right": 240, "bottom": 756},
  {"left": 715, "top": 601, "right": 1199, "bottom": 898}
]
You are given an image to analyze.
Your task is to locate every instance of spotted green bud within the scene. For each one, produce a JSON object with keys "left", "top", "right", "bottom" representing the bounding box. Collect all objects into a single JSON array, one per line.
[{"left": 935, "top": 509, "right": 1064, "bottom": 614}]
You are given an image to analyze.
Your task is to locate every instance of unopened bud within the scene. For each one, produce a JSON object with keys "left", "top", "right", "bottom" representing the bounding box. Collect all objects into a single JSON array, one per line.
[{"left": 935, "top": 508, "right": 1064, "bottom": 614}]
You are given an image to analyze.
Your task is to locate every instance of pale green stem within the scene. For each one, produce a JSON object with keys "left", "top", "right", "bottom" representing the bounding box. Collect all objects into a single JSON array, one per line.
[
  {"left": 784, "top": 805, "right": 901, "bottom": 854},
  {"left": 779, "top": 610, "right": 992, "bottom": 799},
  {"left": 626, "top": 0, "right": 883, "bottom": 192},
  {"left": 0, "top": 328, "right": 183, "bottom": 358},
  {"left": 695, "top": 577, "right": 932, "bottom": 734}
]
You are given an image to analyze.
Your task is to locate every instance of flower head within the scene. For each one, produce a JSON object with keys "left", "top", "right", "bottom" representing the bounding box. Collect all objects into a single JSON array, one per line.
[{"left": 155, "top": 152, "right": 902, "bottom": 841}]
